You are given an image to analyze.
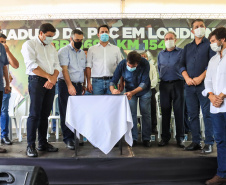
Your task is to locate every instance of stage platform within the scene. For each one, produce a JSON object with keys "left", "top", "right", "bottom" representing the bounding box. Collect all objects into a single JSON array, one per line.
[{"left": 0, "top": 133, "right": 219, "bottom": 185}]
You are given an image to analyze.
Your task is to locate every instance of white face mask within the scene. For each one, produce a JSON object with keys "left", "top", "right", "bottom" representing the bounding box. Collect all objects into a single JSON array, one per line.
[
  {"left": 43, "top": 36, "right": 53, "bottom": 45},
  {"left": 165, "top": 40, "right": 175, "bottom": 49},
  {"left": 194, "top": 27, "right": 206, "bottom": 38},
  {"left": 210, "top": 42, "right": 222, "bottom": 52}
]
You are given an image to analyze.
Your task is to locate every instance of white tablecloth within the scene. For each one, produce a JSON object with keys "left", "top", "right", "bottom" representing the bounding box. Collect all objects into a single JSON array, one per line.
[{"left": 65, "top": 95, "right": 133, "bottom": 154}]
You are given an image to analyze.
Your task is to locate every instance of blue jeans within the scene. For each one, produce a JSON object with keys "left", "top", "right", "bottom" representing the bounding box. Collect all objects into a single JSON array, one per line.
[
  {"left": 27, "top": 76, "right": 55, "bottom": 146},
  {"left": 58, "top": 79, "right": 82, "bottom": 143},
  {"left": 92, "top": 78, "right": 111, "bottom": 95},
  {"left": 185, "top": 82, "right": 214, "bottom": 145},
  {"left": 210, "top": 113, "right": 226, "bottom": 178},
  {"left": 1, "top": 92, "right": 10, "bottom": 138},
  {"left": 51, "top": 82, "right": 59, "bottom": 132},
  {"left": 128, "top": 90, "right": 152, "bottom": 141}
]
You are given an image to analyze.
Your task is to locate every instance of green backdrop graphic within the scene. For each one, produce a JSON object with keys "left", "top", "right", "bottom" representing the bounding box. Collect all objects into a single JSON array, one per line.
[{"left": 0, "top": 19, "right": 225, "bottom": 96}]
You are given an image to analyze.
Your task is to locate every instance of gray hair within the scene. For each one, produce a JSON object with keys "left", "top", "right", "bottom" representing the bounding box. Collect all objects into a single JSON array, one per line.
[{"left": 164, "top": 31, "right": 177, "bottom": 39}]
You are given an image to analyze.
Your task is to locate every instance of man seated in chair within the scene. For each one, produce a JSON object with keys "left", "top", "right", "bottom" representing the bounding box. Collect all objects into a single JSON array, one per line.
[{"left": 109, "top": 51, "right": 152, "bottom": 147}]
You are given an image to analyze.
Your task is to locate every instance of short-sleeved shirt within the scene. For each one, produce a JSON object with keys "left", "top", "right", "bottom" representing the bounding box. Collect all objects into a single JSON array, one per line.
[{"left": 58, "top": 44, "right": 86, "bottom": 83}]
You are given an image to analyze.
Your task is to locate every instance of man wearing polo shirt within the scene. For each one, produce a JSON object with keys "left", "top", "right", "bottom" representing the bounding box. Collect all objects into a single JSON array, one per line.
[
  {"left": 180, "top": 19, "right": 215, "bottom": 154},
  {"left": 21, "top": 23, "right": 61, "bottom": 157},
  {"left": 157, "top": 32, "right": 185, "bottom": 148},
  {"left": 58, "top": 29, "right": 86, "bottom": 150},
  {"left": 86, "top": 25, "right": 122, "bottom": 95}
]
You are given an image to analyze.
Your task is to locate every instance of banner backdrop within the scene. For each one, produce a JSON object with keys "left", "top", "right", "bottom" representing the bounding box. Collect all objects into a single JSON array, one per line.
[{"left": 1, "top": 19, "right": 225, "bottom": 96}]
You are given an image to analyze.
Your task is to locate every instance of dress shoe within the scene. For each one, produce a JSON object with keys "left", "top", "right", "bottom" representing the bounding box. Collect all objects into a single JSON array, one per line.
[
  {"left": 206, "top": 175, "right": 226, "bottom": 185},
  {"left": 1, "top": 137, "right": 12, "bottom": 145},
  {"left": 0, "top": 147, "right": 7, "bottom": 153},
  {"left": 132, "top": 140, "right": 137, "bottom": 147},
  {"left": 27, "top": 145, "right": 38, "bottom": 157},
  {"left": 37, "top": 143, "right": 58, "bottom": 152},
  {"left": 201, "top": 144, "right": 213, "bottom": 154},
  {"left": 143, "top": 140, "right": 151, "bottom": 147},
  {"left": 184, "top": 142, "right": 202, "bottom": 151},
  {"left": 158, "top": 140, "right": 168, "bottom": 147},
  {"left": 177, "top": 140, "right": 185, "bottom": 148},
  {"left": 66, "top": 140, "right": 75, "bottom": 150}
]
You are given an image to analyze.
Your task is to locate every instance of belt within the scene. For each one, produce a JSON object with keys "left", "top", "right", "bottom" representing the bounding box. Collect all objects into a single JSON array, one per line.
[
  {"left": 161, "top": 79, "right": 183, "bottom": 83},
  {"left": 92, "top": 76, "right": 112, "bottom": 80},
  {"left": 58, "top": 78, "right": 82, "bottom": 86}
]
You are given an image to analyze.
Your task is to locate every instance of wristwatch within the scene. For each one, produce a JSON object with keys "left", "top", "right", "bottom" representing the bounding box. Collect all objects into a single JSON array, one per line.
[{"left": 207, "top": 92, "right": 213, "bottom": 98}]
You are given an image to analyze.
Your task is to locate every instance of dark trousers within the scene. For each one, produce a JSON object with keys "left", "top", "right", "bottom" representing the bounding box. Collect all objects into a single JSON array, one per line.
[
  {"left": 27, "top": 76, "right": 55, "bottom": 146},
  {"left": 151, "top": 88, "right": 157, "bottom": 130},
  {"left": 58, "top": 79, "right": 82, "bottom": 143},
  {"left": 184, "top": 88, "right": 190, "bottom": 133},
  {"left": 160, "top": 80, "right": 185, "bottom": 142},
  {"left": 211, "top": 112, "right": 226, "bottom": 178},
  {"left": 185, "top": 82, "right": 214, "bottom": 145}
]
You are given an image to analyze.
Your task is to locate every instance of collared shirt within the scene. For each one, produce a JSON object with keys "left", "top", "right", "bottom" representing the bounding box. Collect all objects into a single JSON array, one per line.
[
  {"left": 158, "top": 47, "right": 183, "bottom": 81},
  {"left": 149, "top": 62, "right": 158, "bottom": 89},
  {"left": 86, "top": 42, "right": 122, "bottom": 77},
  {"left": 21, "top": 37, "right": 62, "bottom": 76},
  {"left": 110, "top": 58, "right": 151, "bottom": 97},
  {"left": 0, "top": 43, "right": 9, "bottom": 91},
  {"left": 58, "top": 44, "right": 86, "bottom": 83},
  {"left": 179, "top": 37, "right": 215, "bottom": 78},
  {"left": 202, "top": 49, "right": 226, "bottom": 114}
]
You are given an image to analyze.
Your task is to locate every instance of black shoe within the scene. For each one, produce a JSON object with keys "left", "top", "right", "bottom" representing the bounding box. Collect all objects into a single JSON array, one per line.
[
  {"left": 184, "top": 142, "right": 202, "bottom": 151},
  {"left": 177, "top": 140, "right": 185, "bottom": 148},
  {"left": 79, "top": 142, "right": 84, "bottom": 146},
  {"left": 1, "top": 137, "right": 12, "bottom": 145},
  {"left": 0, "top": 147, "right": 7, "bottom": 153},
  {"left": 37, "top": 143, "right": 58, "bottom": 152},
  {"left": 66, "top": 140, "right": 75, "bottom": 150},
  {"left": 143, "top": 140, "right": 151, "bottom": 147},
  {"left": 27, "top": 145, "right": 38, "bottom": 157},
  {"left": 158, "top": 140, "right": 168, "bottom": 147},
  {"left": 152, "top": 127, "right": 158, "bottom": 134},
  {"left": 132, "top": 140, "right": 137, "bottom": 147},
  {"left": 201, "top": 144, "right": 213, "bottom": 154}
]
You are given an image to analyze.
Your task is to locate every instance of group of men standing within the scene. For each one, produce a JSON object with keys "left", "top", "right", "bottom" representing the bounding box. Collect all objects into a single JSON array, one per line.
[{"left": 0, "top": 19, "right": 224, "bottom": 184}]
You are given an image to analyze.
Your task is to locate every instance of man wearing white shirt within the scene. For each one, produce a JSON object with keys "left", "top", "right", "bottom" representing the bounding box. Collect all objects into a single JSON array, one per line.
[
  {"left": 21, "top": 23, "right": 62, "bottom": 157},
  {"left": 58, "top": 29, "right": 86, "bottom": 150},
  {"left": 86, "top": 25, "right": 122, "bottom": 94},
  {"left": 203, "top": 27, "right": 226, "bottom": 185}
]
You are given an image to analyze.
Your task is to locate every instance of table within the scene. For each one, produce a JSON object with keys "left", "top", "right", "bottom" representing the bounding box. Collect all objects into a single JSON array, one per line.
[{"left": 65, "top": 95, "right": 133, "bottom": 155}]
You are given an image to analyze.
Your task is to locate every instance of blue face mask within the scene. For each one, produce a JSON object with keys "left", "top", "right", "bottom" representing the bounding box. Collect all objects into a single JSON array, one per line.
[
  {"left": 100, "top": 33, "right": 109, "bottom": 42},
  {"left": 126, "top": 65, "right": 136, "bottom": 72}
]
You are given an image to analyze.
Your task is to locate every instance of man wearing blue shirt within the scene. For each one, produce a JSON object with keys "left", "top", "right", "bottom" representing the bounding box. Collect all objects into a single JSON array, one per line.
[
  {"left": 0, "top": 43, "right": 10, "bottom": 153},
  {"left": 58, "top": 29, "right": 86, "bottom": 150},
  {"left": 157, "top": 32, "right": 185, "bottom": 148},
  {"left": 110, "top": 51, "right": 152, "bottom": 147},
  {"left": 180, "top": 19, "right": 215, "bottom": 153}
]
